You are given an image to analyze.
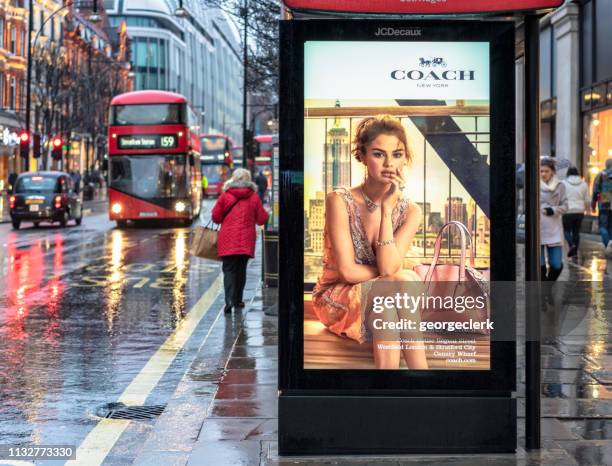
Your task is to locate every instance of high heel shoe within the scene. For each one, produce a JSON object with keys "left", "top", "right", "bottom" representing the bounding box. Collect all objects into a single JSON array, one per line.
[{"left": 224, "top": 304, "right": 233, "bottom": 313}]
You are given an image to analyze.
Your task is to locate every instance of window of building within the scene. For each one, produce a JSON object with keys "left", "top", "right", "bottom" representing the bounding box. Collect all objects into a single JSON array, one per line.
[
  {"left": 9, "top": 77, "right": 16, "bottom": 109},
  {"left": 0, "top": 72, "right": 4, "bottom": 109},
  {"left": 596, "top": 0, "right": 612, "bottom": 82},
  {"left": 0, "top": 19, "right": 4, "bottom": 49},
  {"left": 9, "top": 25, "right": 15, "bottom": 54},
  {"left": 581, "top": 0, "right": 594, "bottom": 86},
  {"left": 20, "top": 28, "right": 25, "bottom": 56},
  {"left": 584, "top": 108, "right": 612, "bottom": 194}
]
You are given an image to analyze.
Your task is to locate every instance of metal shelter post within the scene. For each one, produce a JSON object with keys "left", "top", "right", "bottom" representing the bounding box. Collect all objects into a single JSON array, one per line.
[{"left": 524, "top": 13, "right": 542, "bottom": 451}]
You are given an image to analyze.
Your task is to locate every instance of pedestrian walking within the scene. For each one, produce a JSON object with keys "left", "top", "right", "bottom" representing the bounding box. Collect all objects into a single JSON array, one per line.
[
  {"left": 70, "top": 170, "right": 82, "bottom": 194},
  {"left": 591, "top": 158, "right": 612, "bottom": 257},
  {"left": 7, "top": 172, "right": 17, "bottom": 193},
  {"left": 540, "top": 158, "right": 568, "bottom": 282},
  {"left": 561, "top": 166, "right": 590, "bottom": 258},
  {"left": 212, "top": 168, "right": 269, "bottom": 313},
  {"left": 255, "top": 170, "right": 268, "bottom": 203}
]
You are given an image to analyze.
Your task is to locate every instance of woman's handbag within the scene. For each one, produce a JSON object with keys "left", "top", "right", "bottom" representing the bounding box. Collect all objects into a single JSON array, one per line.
[
  {"left": 190, "top": 198, "right": 241, "bottom": 261},
  {"left": 412, "top": 221, "right": 490, "bottom": 334},
  {"left": 190, "top": 220, "right": 221, "bottom": 261}
]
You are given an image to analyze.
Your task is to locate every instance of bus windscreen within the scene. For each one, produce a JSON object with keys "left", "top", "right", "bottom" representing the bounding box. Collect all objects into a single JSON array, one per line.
[
  {"left": 110, "top": 154, "right": 188, "bottom": 198},
  {"left": 201, "top": 137, "right": 227, "bottom": 155}
]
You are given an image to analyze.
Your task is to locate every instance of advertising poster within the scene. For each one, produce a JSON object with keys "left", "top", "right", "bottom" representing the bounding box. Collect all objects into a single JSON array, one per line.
[{"left": 303, "top": 41, "right": 492, "bottom": 370}]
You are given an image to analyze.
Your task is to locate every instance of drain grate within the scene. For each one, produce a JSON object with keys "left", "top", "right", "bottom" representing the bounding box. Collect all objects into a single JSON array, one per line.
[{"left": 97, "top": 402, "right": 166, "bottom": 420}]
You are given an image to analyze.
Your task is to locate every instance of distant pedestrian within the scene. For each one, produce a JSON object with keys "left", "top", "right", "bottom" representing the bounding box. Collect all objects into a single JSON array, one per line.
[
  {"left": 212, "top": 168, "right": 269, "bottom": 313},
  {"left": 8, "top": 172, "right": 17, "bottom": 193},
  {"left": 561, "top": 166, "right": 590, "bottom": 258},
  {"left": 202, "top": 174, "right": 208, "bottom": 198},
  {"left": 591, "top": 158, "right": 612, "bottom": 257},
  {"left": 255, "top": 170, "right": 268, "bottom": 203},
  {"left": 540, "top": 158, "right": 568, "bottom": 282},
  {"left": 70, "top": 170, "right": 82, "bottom": 194}
]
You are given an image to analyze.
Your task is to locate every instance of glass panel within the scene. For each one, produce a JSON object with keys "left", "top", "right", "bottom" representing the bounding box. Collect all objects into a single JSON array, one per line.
[
  {"left": 584, "top": 109, "right": 612, "bottom": 199},
  {"left": 540, "top": 27, "right": 552, "bottom": 100},
  {"left": 112, "top": 103, "right": 183, "bottom": 125},
  {"left": 201, "top": 163, "right": 230, "bottom": 184},
  {"left": 16, "top": 175, "right": 56, "bottom": 193},
  {"left": 581, "top": 0, "right": 593, "bottom": 86},
  {"left": 596, "top": 0, "right": 612, "bottom": 82},
  {"left": 135, "top": 39, "right": 147, "bottom": 67},
  {"left": 110, "top": 154, "right": 188, "bottom": 198},
  {"left": 201, "top": 136, "right": 227, "bottom": 156},
  {"left": 148, "top": 39, "right": 158, "bottom": 68}
]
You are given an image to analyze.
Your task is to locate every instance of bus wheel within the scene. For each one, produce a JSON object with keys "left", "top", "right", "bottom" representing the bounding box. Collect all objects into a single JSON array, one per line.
[{"left": 116, "top": 220, "right": 128, "bottom": 228}]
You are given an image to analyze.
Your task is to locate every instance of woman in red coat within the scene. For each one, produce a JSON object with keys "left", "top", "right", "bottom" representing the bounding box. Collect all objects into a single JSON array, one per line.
[{"left": 212, "top": 168, "right": 269, "bottom": 313}]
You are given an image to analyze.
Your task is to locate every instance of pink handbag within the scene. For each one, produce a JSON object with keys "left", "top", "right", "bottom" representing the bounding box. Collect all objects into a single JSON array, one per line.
[{"left": 413, "top": 221, "right": 490, "bottom": 334}]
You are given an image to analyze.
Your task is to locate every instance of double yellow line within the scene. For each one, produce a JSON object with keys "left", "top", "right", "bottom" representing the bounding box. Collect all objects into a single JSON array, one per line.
[{"left": 67, "top": 274, "right": 223, "bottom": 466}]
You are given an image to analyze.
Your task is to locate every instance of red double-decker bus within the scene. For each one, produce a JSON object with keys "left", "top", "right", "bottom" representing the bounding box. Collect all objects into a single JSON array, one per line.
[
  {"left": 253, "top": 134, "right": 274, "bottom": 195},
  {"left": 200, "top": 134, "right": 234, "bottom": 197},
  {"left": 108, "top": 91, "right": 202, "bottom": 227}
]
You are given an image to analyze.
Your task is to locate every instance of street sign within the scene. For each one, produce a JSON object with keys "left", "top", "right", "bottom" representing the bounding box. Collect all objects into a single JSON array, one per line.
[
  {"left": 279, "top": 19, "right": 517, "bottom": 455},
  {"left": 283, "top": 0, "right": 563, "bottom": 14}
]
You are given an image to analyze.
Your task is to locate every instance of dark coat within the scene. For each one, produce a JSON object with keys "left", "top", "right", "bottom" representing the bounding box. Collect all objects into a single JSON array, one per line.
[{"left": 212, "top": 180, "right": 269, "bottom": 257}]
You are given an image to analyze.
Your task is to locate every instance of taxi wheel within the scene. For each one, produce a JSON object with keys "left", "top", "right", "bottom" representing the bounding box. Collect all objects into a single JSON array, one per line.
[
  {"left": 11, "top": 219, "right": 20, "bottom": 230},
  {"left": 59, "top": 211, "right": 68, "bottom": 228}
]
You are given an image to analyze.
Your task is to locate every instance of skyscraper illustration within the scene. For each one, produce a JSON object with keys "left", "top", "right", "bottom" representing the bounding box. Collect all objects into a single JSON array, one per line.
[{"left": 323, "top": 100, "right": 351, "bottom": 194}]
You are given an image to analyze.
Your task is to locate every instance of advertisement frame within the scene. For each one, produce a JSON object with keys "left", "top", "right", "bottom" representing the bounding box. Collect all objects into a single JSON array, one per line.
[{"left": 280, "top": 19, "right": 516, "bottom": 394}]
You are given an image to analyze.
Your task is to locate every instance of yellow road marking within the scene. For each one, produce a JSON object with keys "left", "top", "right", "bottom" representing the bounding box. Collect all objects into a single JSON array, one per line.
[{"left": 67, "top": 274, "right": 223, "bottom": 466}]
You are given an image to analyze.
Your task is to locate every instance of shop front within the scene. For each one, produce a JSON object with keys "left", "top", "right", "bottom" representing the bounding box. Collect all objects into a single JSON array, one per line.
[
  {"left": 0, "top": 124, "right": 22, "bottom": 193},
  {"left": 582, "top": 81, "right": 612, "bottom": 190}
]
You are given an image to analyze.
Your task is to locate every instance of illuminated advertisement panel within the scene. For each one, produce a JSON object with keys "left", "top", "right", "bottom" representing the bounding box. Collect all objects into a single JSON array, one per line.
[{"left": 304, "top": 40, "right": 491, "bottom": 370}]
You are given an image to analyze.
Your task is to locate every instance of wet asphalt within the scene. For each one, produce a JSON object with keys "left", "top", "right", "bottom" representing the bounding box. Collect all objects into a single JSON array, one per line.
[{"left": 0, "top": 200, "right": 223, "bottom": 452}]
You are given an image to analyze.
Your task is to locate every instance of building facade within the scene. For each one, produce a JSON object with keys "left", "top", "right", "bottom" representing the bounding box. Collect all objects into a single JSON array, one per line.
[
  {"left": 537, "top": 0, "right": 612, "bottom": 194},
  {"left": 0, "top": 0, "right": 27, "bottom": 190},
  {"left": 104, "top": 0, "right": 244, "bottom": 145}
]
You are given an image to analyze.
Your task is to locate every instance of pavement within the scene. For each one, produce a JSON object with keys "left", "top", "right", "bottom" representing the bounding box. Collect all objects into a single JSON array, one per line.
[
  {"left": 119, "top": 236, "right": 609, "bottom": 466},
  {"left": 0, "top": 204, "right": 609, "bottom": 465}
]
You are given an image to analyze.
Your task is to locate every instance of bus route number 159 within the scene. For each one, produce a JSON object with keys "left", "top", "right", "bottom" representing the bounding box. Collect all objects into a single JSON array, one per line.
[{"left": 161, "top": 135, "right": 177, "bottom": 148}]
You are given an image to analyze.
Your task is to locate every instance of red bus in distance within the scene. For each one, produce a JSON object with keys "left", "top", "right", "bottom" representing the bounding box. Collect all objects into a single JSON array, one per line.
[
  {"left": 108, "top": 90, "right": 202, "bottom": 227},
  {"left": 200, "top": 134, "right": 234, "bottom": 197},
  {"left": 283, "top": 0, "right": 563, "bottom": 14},
  {"left": 253, "top": 134, "right": 274, "bottom": 198}
]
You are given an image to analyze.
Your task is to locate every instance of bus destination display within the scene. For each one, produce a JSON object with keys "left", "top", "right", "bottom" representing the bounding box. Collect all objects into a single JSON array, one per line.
[{"left": 118, "top": 134, "right": 178, "bottom": 150}]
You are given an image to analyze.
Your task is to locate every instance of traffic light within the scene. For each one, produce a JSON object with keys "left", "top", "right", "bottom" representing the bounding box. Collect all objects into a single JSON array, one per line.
[
  {"left": 51, "top": 136, "right": 63, "bottom": 160},
  {"left": 32, "top": 133, "right": 41, "bottom": 159},
  {"left": 19, "top": 131, "right": 29, "bottom": 159}
]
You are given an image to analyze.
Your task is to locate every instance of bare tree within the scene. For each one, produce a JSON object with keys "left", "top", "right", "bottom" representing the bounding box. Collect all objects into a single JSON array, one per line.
[{"left": 203, "top": 0, "right": 280, "bottom": 104}]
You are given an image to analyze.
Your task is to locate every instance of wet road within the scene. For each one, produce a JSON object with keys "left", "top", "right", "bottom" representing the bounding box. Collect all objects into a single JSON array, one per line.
[{"left": 0, "top": 200, "right": 223, "bottom": 452}]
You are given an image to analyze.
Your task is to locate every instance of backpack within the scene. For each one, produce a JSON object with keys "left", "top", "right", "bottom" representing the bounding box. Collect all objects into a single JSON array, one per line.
[{"left": 598, "top": 170, "right": 612, "bottom": 207}]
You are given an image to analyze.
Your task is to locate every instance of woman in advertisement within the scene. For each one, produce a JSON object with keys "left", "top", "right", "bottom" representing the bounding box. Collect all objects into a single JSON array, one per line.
[{"left": 312, "top": 115, "right": 428, "bottom": 369}]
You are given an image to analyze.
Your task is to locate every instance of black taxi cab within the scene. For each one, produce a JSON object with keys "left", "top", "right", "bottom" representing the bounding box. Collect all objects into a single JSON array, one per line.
[{"left": 9, "top": 171, "right": 83, "bottom": 230}]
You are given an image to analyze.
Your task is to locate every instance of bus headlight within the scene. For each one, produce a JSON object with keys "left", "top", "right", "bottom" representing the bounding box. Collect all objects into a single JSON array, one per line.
[
  {"left": 111, "top": 203, "right": 122, "bottom": 214},
  {"left": 175, "top": 201, "right": 187, "bottom": 213}
]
